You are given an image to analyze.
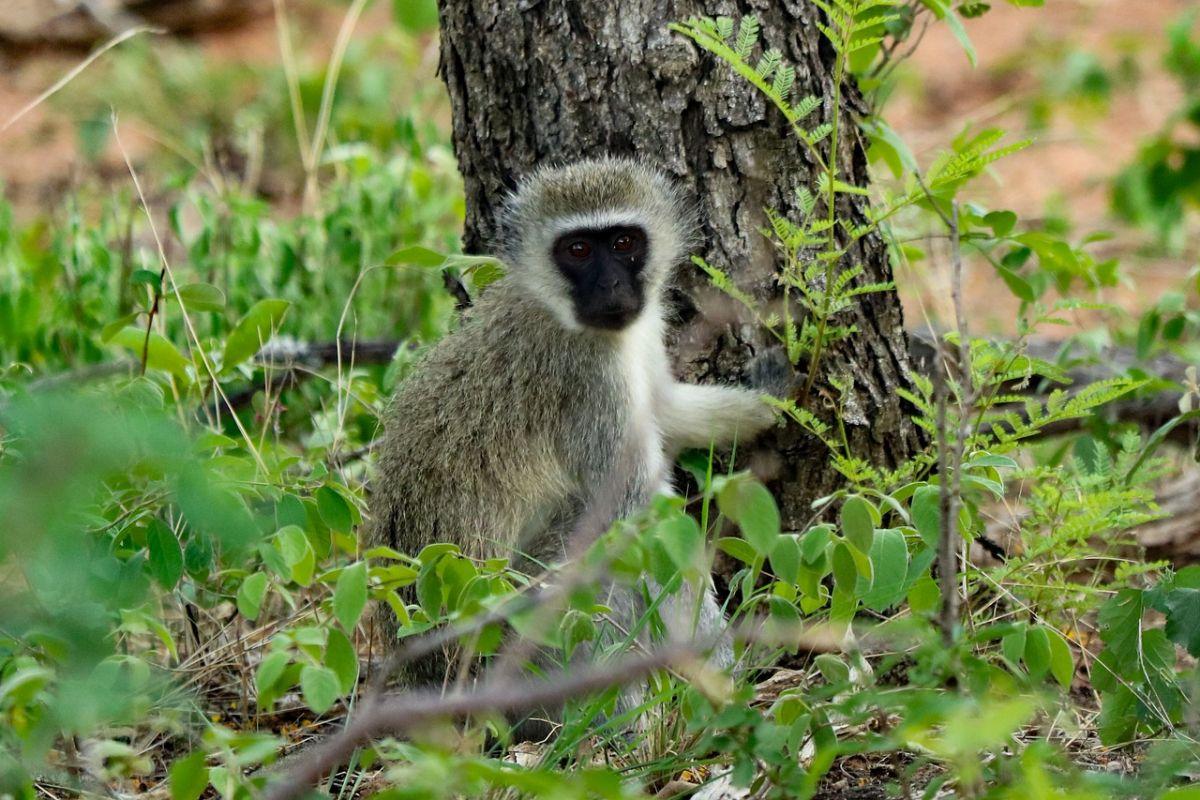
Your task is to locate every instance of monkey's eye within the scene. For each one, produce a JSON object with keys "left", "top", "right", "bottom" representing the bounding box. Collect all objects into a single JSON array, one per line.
[
  {"left": 567, "top": 240, "right": 592, "bottom": 259},
  {"left": 612, "top": 234, "right": 636, "bottom": 253}
]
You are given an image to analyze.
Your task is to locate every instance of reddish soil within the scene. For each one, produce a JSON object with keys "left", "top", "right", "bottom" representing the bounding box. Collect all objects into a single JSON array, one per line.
[{"left": 888, "top": 0, "right": 1198, "bottom": 334}]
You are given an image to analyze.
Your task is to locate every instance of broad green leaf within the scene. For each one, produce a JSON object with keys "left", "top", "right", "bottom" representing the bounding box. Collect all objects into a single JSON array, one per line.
[
  {"left": 996, "top": 264, "right": 1036, "bottom": 302},
  {"left": 831, "top": 541, "right": 859, "bottom": 593},
  {"left": 146, "top": 519, "right": 184, "bottom": 590},
  {"left": 770, "top": 534, "right": 801, "bottom": 585},
  {"left": 237, "top": 573, "right": 269, "bottom": 621},
  {"left": 169, "top": 752, "right": 208, "bottom": 800},
  {"left": 717, "top": 476, "right": 780, "bottom": 555},
  {"left": 222, "top": 299, "right": 290, "bottom": 373},
  {"left": 1023, "top": 625, "right": 1051, "bottom": 681},
  {"left": 1097, "top": 588, "right": 1145, "bottom": 677},
  {"left": 1097, "top": 682, "right": 1137, "bottom": 746},
  {"left": 176, "top": 282, "right": 225, "bottom": 313},
  {"left": 658, "top": 512, "right": 703, "bottom": 574},
  {"left": 800, "top": 524, "right": 833, "bottom": 564},
  {"left": 911, "top": 486, "right": 941, "bottom": 549},
  {"left": 717, "top": 536, "right": 758, "bottom": 565},
  {"left": 861, "top": 529, "right": 907, "bottom": 611},
  {"left": 813, "top": 653, "right": 850, "bottom": 684},
  {"left": 387, "top": 244, "right": 448, "bottom": 267},
  {"left": 110, "top": 327, "right": 191, "bottom": 380},
  {"left": 101, "top": 312, "right": 139, "bottom": 342},
  {"left": 316, "top": 486, "right": 354, "bottom": 533},
  {"left": 299, "top": 664, "right": 340, "bottom": 715},
  {"left": 255, "top": 650, "right": 290, "bottom": 700},
  {"left": 983, "top": 210, "right": 1018, "bottom": 237},
  {"left": 907, "top": 575, "right": 940, "bottom": 614},
  {"left": 840, "top": 495, "right": 876, "bottom": 554},
  {"left": 333, "top": 561, "right": 368, "bottom": 633},
  {"left": 1002, "top": 627, "right": 1026, "bottom": 667},
  {"left": 1163, "top": 587, "right": 1200, "bottom": 657},
  {"left": 416, "top": 558, "right": 444, "bottom": 618},
  {"left": 325, "top": 628, "right": 360, "bottom": 694},
  {"left": 275, "top": 525, "right": 310, "bottom": 566},
  {"left": 1043, "top": 626, "right": 1075, "bottom": 688}
]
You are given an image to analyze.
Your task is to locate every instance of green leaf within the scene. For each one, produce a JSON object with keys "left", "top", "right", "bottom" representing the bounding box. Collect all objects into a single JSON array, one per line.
[
  {"left": 168, "top": 752, "right": 208, "bottom": 800},
  {"left": 717, "top": 476, "right": 780, "bottom": 555},
  {"left": 995, "top": 264, "right": 1036, "bottom": 302},
  {"left": 237, "top": 573, "right": 269, "bottom": 621},
  {"left": 1163, "top": 587, "right": 1200, "bottom": 657},
  {"left": 813, "top": 653, "right": 850, "bottom": 684},
  {"left": 831, "top": 541, "right": 859, "bottom": 593},
  {"left": 800, "top": 524, "right": 833, "bottom": 564},
  {"left": 325, "top": 628, "right": 360, "bottom": 694},
  {"left": 316, "top": 486, "right": 354, "bottom": 533},
  {"left": 131, "top": 268, "right": 160, "bottom": 286},
  {"left": 299, "top": 664, "right": 340, "bottom": 715},
  {"left": 1136, "top": 310, "right": 1160, "bottom": 360},
  {"left": 176, "top": 282, "right": 225, "bottom": 313},
  {"left": 109, "top": 327, "right": 191, "bottom": 379},
  {"left": 717, "top": 536, "right": 758, "bottom": 565},
  {"left": 387, "top": 244, "right": 448, "bottom": 267},
  {"left": 255, "top": 650, "right": 290, "bottom": 701},
  {"left": 222, "top": 299, "right": 290, "bottom": 373},
  {"left": 333, "top": 561, "right": 369, "bottom": 633},
  {"left": 101, "top": 312, "right": 139, "bottom": 342},
  {"left": 1097, "top": 682, "right": 1137, "bottom": 746},
  {"left": 1002, "top": 627, "right": 1026, "bottom": 666},
  {"left": 907, "top": 575, "right": 940, "bottom": 614},
  {"left": 1023, "top": 625, "right": 1051, "bottom": 681},
  {"left": 1043, "top": 626, "right": 1075, "bottom": 688},
  {"left": 770, "top": 534, "right": 801, "bottom": 585},
  {"left": 1097, "top": 588, "right": 1145, "bottom": 677},
  {"left": 911, "top": 486, "right": 941, "bottom": 549},
  {"left": 840, "top": 495, "right": 876, "bottom": 554},
  {"left": 861, "top": 529, "right": 908, "bottom": 611},
  {"left": 146, "top": 519, "right": 184, "bottom": 590},
  {"left": 416, "top": 558, "right": 444, "bottom": 618},
  {"left": 983, "top": 210, "right": 1017, "bottom": 237},
  {"left": 658, "top": 512, "right": 703, "bottom": 574}
]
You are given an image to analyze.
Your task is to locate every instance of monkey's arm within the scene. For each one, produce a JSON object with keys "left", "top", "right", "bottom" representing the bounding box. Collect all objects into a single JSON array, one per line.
[{"left": 659, "top": 382, "right": 776, "bottom": 451}]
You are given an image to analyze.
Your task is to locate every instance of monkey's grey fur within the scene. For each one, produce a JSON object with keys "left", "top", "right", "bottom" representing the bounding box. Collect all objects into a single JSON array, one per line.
[{"left": 368, "top": 157, "right": 776, "bottom": 695}]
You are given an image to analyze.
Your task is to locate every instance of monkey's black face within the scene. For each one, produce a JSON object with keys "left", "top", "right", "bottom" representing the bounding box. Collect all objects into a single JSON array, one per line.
[{"left": 552, "top": 225, "right": 648, "bottom": 331}]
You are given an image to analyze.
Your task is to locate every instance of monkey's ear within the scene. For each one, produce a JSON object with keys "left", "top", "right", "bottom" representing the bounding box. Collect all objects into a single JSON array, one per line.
[{"left": 747, "top": 346, "right": 805, "bottom": 400}]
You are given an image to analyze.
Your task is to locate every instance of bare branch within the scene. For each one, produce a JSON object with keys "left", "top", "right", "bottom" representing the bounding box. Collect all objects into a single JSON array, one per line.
[{"left": 263, "top": 645, "right": 694, "bottom": 800}]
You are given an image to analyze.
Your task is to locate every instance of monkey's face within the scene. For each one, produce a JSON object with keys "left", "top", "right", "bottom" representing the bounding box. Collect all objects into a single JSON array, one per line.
[{"left": 551, "top": 225, "right": 648, "bottom": 331}]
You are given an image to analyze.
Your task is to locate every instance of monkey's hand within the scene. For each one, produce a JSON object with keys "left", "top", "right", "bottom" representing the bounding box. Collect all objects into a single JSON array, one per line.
[{"left": 747, "top": 346, "right": 806, "bottom": 402}]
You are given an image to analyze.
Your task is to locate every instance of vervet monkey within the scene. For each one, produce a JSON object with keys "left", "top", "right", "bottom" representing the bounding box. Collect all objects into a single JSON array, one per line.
[{"left": 369, "top": 156, "right": 778, "bottom": 696}]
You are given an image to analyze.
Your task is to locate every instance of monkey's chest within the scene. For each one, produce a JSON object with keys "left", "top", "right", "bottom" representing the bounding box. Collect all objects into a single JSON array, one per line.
[{"left": 619, "top": 346, "right": 670, "bottom": 491}]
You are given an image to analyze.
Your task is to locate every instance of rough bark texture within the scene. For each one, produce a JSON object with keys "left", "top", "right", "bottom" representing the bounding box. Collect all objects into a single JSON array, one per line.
[{"left": 437, "top": 0, "right": 925, "bottom": 528}]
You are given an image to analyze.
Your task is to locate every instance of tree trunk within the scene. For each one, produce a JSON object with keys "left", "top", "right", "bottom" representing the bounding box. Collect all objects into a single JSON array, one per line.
[{"left": 437, "top": 0, "right": 925, "bottom": 528}]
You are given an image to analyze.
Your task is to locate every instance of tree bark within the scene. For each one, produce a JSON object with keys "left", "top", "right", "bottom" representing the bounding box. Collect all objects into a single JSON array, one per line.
[{"left": 437, "top": 0, "right": 925, "bottom": 528}]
